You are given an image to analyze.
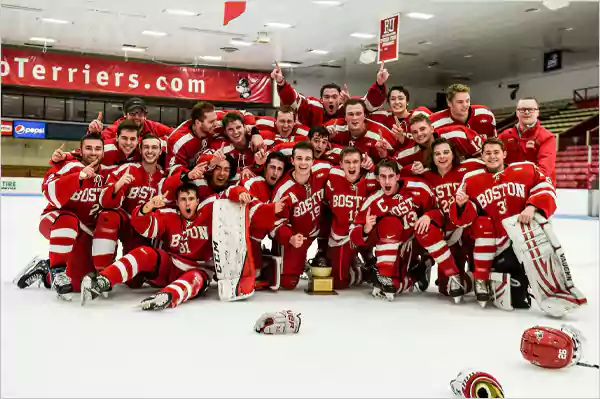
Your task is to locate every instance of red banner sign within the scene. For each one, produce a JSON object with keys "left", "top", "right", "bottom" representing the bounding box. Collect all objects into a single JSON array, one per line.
[
  {"left": 1, "top": 48, "right": 272, "bottom": 104},
  {"left": 1, "top": 120, "right": 13, "bottom": 136},
  {"left": 378, "top": 14, "right": 400, "bottom": 63}
]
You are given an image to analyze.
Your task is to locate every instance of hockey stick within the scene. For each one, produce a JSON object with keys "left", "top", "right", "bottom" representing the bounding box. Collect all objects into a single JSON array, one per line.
[{"left": 576, "top": 362, "right": 599, "bottom": 369}]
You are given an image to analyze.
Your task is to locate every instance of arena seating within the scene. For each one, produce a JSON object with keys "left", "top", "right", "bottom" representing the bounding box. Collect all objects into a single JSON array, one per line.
[
  {"left": 555, "top": 144, "right": 599, "bottom": 189},
  {"left": 541, "top": 106, "right": 599, "bottom": 134}
]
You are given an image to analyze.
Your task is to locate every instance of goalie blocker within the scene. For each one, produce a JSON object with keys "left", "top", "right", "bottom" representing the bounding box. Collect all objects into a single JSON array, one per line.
[{"left": 499, "top": 213, "right": 587, "bottom": 317}]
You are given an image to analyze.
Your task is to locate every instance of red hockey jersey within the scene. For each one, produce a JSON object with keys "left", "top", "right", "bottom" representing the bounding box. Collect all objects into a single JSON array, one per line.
[
  {"left": 393, "top": 125, "right": 484, "bottom": 167},
  {"left": 255, "top": 116, "right": 310, "bottom": 144},
  {"left": 349, "top": 179, "right": 443, "bottom": 247},
  {"left": 270, "top": 163, "right": 331, "bottom": 243},
  {"left": 449, "top": 162, "right": 557, "bottom": 236},
  {"left": 99, "top": 162, "right": 165, "bottom": 216},
  {"left": 277, "top": 81, "right": 387, "bottom": 127},
  {"left": 325, "top": 118, "right": 394, "bottom": 161},
  {"left": 369, "top": 106, "right": 432, "bottom": 143},
  {"left": 131, "top": 198, "right": 216, "bottom": 271},
  {"left": 240, "top": 175, "right": 280, "bottom": 236},
  {"left": 166, "top": 120, "right": 217, "bottom": 175},
  {"left": 430, "top": 105, "right": 497, "bottom": 139},
  {"left": 412, "top": 159, "right": 486, "bottom": 231},
  {"left": 268, "top": 141, "right": 343, "bottom": 166},
  {"left": 324, "top": 167, "right": 378, "bottom": 247},
  {"left": 42, "top": 161, "right": 115, "bottom": 233}
]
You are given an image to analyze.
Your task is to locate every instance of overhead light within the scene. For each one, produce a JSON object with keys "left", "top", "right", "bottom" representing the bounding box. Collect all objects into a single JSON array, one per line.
[
  {"left": 199, "top": 55, "right": 222, "bottom": 61},
  {"left": 406, "top": 12, "right": 434, "bottom": 20},
  {"left": 350, "top": 32, "right": 376, "bottom": 39},
  {"left": 230, "top": 39, "right": 253, "bottom": 46},
  {"left": 29, "top": 37, "right": 56, "bottom": 43},
  {"left": 274, "top": 61, "right": 302, "bottom": 68},
  {"left": 142, "top": 30, "right": 168, "bottom": 37},
  {"left": 265, "top": 22, "right": 293, "bottom": 29},
  {"left": 256, "top": 32, "right": 271, "bottom": 43},
  {"left": 309, "top": 49, "right": 329, "bottom": 55},
  {"left": 542, "top": 0, "right": 570, "bottom": 11},
  {"left": 463, "top": 54, "right": 473, "bottom": 59},
  {"left": 163, "top": 9, "right": 200, "bottom": 16},
  {"left": 312, "top": 0, "right": 342, "bottom": 5},
  {"left": 559, "top": 27, "right": 574, "bottom": 31},
  {"left": 418, "top": 40, "right": 432, "bottom": 45},
  {"left": 525, "top": 8, "right": 540, "bottom": 12},
  {"left": 39, "top": 17, "right": 71, "bottom": 24},
  {"left": 121, "top": 46, "right": 146, "bottom": 53}
]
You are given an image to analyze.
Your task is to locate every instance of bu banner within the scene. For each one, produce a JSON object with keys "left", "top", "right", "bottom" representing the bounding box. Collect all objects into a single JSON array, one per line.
[
  {"left": 1, "top": 48, "right": 273, "bottom": 104},
  {"left": 378, "top": 14, "right": 400, "bottom": 63}
]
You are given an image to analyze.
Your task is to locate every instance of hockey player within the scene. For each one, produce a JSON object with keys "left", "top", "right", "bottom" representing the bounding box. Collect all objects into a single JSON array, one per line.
[
  {"left": 91, "top": 134, "right": 165, "bottom": 271},
  {"left": 88, "top": 97, "right": 173, "bottom": 141},
  {"left": 429, "top": 83, "right": 497, "bottom": 139},
  {"left": 255, "top": 106, "right": 310, "bottom": 144},
  {"left": 394, "top": 114, "right": 484, "bottom": 168},
  {"left": 39, "top": 133, "right": 114, "bottom": 299},
  {"left": 240, "top": 151, "right": 288, "bottom": 288},
  {"left": 449, "top": 138, "right": 586, "bottom": 315},
  {"left": 349, "top": 160, "right": 457, "bottom": 301},
  {"left": 324, "top": 147, "right": 379, "bottom": 288},
  {"left": 268, "top": 126, "right": 343, "bottom": 166},
  {"left": 271, "top": 62, "right": 389, "bottom": 127},
  {"left": 81, "top": 182, "right": 253, "bottom": 310},
  {"left": 369, "top": 86, "right": 432, "bottom": 148},
  {"left": 270, "top": 141, "right": 330, "bottom": 290},
  {"left": 415, "top": 138, "right": 486, "bottom": 299}
]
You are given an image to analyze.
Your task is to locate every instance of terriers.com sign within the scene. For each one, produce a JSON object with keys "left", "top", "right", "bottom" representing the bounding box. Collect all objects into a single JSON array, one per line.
[{"left": 1, "top": 48, "right": 272, "bottom": 104}]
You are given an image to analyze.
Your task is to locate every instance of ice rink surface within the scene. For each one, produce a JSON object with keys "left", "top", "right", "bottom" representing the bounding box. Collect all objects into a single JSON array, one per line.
[{"left": 1, "top": 196, "right": 598, "bottom": 398}]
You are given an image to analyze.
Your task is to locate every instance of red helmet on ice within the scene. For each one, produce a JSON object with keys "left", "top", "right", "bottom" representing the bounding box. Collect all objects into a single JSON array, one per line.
[
  {"left": 520, "top": 325, "right": 581, "bottom": 369},
  {"left": 450, "top": 369, "right": 504, "bottom": 398}
]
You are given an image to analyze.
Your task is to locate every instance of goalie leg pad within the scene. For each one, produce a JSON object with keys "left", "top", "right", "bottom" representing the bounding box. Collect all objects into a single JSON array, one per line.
[
  {"left": 502, "top": 214, "right": 587, "bottom": 318},
  {"left": 212, "top": 200, "right": 256, "bottom": 302}
]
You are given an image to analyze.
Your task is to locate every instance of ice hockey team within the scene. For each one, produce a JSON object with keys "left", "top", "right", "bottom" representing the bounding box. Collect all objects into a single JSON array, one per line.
[{"left": 15, "top": 62, "right": 587, "bottom": 319}]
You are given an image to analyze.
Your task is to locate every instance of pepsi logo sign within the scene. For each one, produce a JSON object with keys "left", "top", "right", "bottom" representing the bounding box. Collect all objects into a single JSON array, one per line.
[{"left": 12, "top": 120, "right": 46, "bottom": 139}]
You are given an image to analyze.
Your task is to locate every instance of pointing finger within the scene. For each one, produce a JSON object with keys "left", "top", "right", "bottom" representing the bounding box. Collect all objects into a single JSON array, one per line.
[{"left": 97, "top": 112, "right": 103, "bottom": 121}]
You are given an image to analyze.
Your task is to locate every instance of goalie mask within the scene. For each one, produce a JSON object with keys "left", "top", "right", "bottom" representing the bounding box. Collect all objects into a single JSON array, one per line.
[
  {"left": 520, "top": 325, "right": 582, "bottom": 369},
  {"left": 450, "top": 369, "right": 504, "bottom": 398}
]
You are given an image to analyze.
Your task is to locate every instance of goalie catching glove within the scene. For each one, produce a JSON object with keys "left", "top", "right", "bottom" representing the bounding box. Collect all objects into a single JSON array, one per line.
[{"left": 254, "top": 310, "right": 301, "bottom": 334}]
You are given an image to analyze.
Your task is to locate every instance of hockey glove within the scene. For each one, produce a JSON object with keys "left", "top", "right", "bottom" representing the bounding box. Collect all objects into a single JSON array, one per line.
[{"left": 254, "top": 310, "right": 301, "bottom": 334}]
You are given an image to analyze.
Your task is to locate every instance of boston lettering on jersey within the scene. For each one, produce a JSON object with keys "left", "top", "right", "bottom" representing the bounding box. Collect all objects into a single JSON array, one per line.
[
  {"left": 292, "top": 189, "right": 325, "bottom": 218},
  {"left": 127, "top": 186, "right": 157, "bottom": 202},
  {"left": 170, "top": 225, "right": 209, "bottom": 250},
  {"left": 70, "top": 187, "right": 103, "bottom": 202},
  {"left": 332, "top": 194, "right": 364, "bottom": 211},
  {"left": 475, "top": 182, "right": 526, "bottom": 208}
]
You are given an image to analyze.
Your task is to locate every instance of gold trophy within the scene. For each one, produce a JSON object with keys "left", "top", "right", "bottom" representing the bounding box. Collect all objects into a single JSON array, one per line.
[{"left": 305, "top": 258, "right": 338, "bottom": 295}]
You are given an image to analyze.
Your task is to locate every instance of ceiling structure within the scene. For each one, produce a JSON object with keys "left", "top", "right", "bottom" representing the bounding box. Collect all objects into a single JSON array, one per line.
[{"left": 0, "top": 0, "right": 598, "bottom": 88}]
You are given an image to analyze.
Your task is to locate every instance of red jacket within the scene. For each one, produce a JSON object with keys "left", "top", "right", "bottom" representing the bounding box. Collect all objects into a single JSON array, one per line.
[{"left": 498, "top": 121, "right": 556, "bottom": 183}]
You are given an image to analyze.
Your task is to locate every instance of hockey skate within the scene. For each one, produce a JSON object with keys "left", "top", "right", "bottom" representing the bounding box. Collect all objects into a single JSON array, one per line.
[
  {"left": 50, "top": 266, "right": 73, "bottom": 301},
  {"left": 371, "top": 273, "right": 396, "bottom": 302},
  {"left": 80, "top": 273, "right": 111, "bottom": 306},
  {"left": 14, "top": 256, "right": 50, "bottom": 289},
  {"left": 409, "top": 256, "right": 433, "bottom": 292},
  {"left": 140, "top": 292, "right": 172, "bottom": 311},
  {"left": 474, "top": 279, "right": 490, "bottom": 308},
  {"left": 447, "top": 275, "right": 465, "bottom": 304}
]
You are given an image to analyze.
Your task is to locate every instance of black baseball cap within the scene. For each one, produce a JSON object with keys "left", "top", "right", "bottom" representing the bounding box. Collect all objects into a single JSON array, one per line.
[{"left": 124, "top": 97, "right": 148, "bottom": 113}]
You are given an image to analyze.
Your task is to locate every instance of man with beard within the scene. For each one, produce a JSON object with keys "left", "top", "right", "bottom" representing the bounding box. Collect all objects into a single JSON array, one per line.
[
  {"left": 349, "top": 160, "right": 448, "bottom": 301},
  {"left": 37, "top": 133, "right": 114, "bottom": 299},
  {"left": 271, "top": 63, "right": 389, "bottom": 127},
  {"left": 394, "top": 114, "right": 484, "bottom": 169},
  {"left": 80, "top": 182, "right": 253, "bottom": 310},
  {"left": 369, "top": 86, "right": 432, "bottom": 150},
  {"left": 255, "top": 106, "right": 310, "bottom": 144},
  {"left": 270, "top": 141, "right": 330, "bottom": 290},
  {"left": 324, "top": 147, "right": 379, "bottom": 289},
  {"left": 429, "top": 84, "right": 497, "bottom": 139},
  {"left": 91, "top": 134, "right": 165, "bottom": 272},
  {"left": 88, "top": 97, "right": 173, "bottom": 141}
]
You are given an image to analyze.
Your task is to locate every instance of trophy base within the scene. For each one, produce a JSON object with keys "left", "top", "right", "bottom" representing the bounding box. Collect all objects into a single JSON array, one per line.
[{"left": 305, "top": 276, "right": 338, "bottom": 295}]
